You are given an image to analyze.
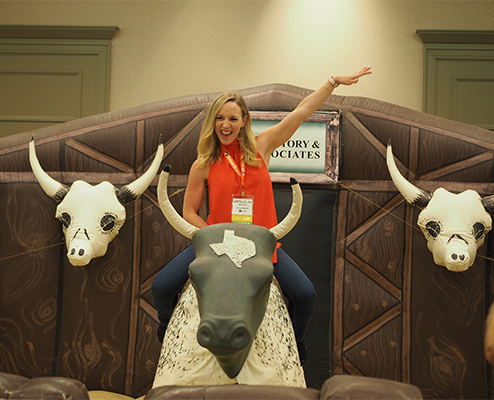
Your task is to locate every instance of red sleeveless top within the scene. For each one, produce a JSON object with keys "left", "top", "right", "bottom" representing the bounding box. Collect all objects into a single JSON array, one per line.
[{"left": 207, "top": 138, "right": 280, "bottom": 261}]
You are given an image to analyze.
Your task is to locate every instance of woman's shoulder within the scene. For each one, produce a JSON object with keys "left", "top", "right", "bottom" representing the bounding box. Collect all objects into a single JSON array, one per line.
[
  {"left": 253, "top": 135, "right": 269, "bottom": 165},
  {"left": 190, "top": 159, "right": 210, "bottom": 179}
]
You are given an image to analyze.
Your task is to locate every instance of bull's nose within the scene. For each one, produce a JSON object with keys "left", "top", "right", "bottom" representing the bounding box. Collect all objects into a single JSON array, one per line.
[
  {"left": 70, "top": 248, "right": 85, "bottom": 256},
  {"left": 197, "top": 319, "right": 252, "bottom": 351},
  {"left": 447, "top": 251, "right": 468, "bottom": 263},
  {"left": 67, "top": 247, "right": 92, "bottom": 266},
  {"left": 445, "top": 251, "right": 470, "bottom": 272},
  {"left": 451, "top": 253, "right": 465, "bottom": 261}
]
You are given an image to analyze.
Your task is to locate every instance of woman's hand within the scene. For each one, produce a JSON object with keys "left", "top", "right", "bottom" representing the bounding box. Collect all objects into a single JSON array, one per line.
[{"left": 333, "top": 66, "right": 372, "bottom": 86}]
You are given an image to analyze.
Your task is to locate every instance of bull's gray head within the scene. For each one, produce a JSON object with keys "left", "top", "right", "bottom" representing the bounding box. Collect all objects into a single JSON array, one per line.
[
  {"left": 29, "top": 137, "right": 164, "bottom": 266},
  {"left": 387, "top": 141, "right": 493, "bottom": 272},
  {"left": 157, "top": 165, "right": 302, "bottom": 378}
]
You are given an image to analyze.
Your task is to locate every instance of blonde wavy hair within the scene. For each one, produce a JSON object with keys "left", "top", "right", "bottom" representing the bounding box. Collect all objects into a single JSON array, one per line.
[{"left": 197, "top": 92, "right": 261, "bottom": 169}]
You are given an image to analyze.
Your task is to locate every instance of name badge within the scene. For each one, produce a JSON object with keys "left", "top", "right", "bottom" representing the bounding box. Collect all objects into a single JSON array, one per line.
[{"left": 231, "top": 194, "right": 254, "bottom": 224}]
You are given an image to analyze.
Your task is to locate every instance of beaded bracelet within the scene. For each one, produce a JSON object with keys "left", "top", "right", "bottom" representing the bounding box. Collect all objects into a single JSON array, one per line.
[
  {"left": 327, "top": 76, "right": 339, "bottom": 88},
  {"left": 324, "top": 77, "right": 340, "bottom": 91}
]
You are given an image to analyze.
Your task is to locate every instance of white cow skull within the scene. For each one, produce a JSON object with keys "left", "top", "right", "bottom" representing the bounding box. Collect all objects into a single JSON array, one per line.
[
  {"left": 29, "top": 137, "right": 164, "bottom": 266},
  {"left": 387, "top": 142, "right": 493, "bottom": 272}
]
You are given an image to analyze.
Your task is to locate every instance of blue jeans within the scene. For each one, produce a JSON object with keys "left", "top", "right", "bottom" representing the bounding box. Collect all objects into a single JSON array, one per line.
[{"left": 151, "top": 245, "right": 316, "bottom": 342}]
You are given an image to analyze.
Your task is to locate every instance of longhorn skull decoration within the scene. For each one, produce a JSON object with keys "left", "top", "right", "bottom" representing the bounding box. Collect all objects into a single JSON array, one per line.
[
  {"left": 29, "top": 137, "right": 164, "bottom": 266},
  {"left": 387, "top": 141, "right": 493, "bottom": 272}
]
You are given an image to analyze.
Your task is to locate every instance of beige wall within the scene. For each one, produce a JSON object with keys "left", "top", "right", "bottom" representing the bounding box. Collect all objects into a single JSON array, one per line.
[{"left": 1, "top": 0, "right": 494, "bottom": 113}]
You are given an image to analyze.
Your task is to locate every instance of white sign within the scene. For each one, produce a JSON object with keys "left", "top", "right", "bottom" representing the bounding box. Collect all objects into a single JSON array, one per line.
[{"left": 251, "top": 120, "right": 326, "bottom": 174}]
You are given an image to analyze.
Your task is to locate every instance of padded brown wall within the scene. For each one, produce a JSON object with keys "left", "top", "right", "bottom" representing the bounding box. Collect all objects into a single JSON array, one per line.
[{"left": 334, "top": 102, "right": 494, "bottom": 399}]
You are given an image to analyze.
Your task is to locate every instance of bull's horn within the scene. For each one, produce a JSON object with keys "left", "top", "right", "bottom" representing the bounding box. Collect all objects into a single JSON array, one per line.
[
  {"left": 157, "top": 165, "right": 199, "bottom": 239},
  {"left": 269, "top": 178, "right": 303, "bottom": 240},
  {"left": 117, "top": 137, "right": 164, "bottom": 205},
  {"left": 386, "top": 140, "right": 430, "bottom": 209},
  {"left": 29, "top": 137, "right": 69, "bottom": 203},
  {"left": 481, "top": 196, "right": 494, "bottom": 215}
]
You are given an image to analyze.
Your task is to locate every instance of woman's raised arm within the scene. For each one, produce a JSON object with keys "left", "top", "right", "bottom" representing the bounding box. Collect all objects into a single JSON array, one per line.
[{"left": 256, "top": 66, "right": 372, "bottom": 163}]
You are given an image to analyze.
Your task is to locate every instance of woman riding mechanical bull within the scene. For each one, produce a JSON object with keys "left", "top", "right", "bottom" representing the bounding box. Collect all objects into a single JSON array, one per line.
[{"left": 151, "top": 66, "right": 372, "bottom": 365}]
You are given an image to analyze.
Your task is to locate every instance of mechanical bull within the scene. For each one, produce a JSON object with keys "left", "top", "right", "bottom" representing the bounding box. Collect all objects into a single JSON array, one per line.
[
  {"left": 29, "top": 137, "right": 164, "bottom": 266},
  {"left": 152, "top": 165, "right": 305, "bottom": 387},
  {"left": 387, "top": 141, "right": 493, "bottom": 272}
]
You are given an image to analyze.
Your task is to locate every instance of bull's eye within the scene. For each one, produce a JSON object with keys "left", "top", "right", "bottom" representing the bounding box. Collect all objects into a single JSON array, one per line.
[
  {"left": 100, "top": 213, "right": 117, "bottom": 232},
  {"left": 473, "top": 222, "right": 485, "bottom": 241},
  {"left": 425, "top": 221, "right": 441, "bottom": 238},
  {"left": 59, "top": 212, "right": 71, "bottom": 229}
]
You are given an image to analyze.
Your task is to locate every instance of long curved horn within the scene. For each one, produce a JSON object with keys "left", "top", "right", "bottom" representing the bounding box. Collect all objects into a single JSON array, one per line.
[
  {"left": 269, "top": 178, "right": 303, "bottom": 240},
  {"left": 157, "top": 165, "right": 199, "bottom": 239},
  {"left": 386, "top": 140, "right": 430, "bottom": 209},
  {"left": 117, "top": 137, "right": 164, "bottom": 205},
  {"left": 29, "top": 137, "right": 69, "bottom": 203},
  {"left": 158, "top": 166, "right": 302, "bottom": 240}
]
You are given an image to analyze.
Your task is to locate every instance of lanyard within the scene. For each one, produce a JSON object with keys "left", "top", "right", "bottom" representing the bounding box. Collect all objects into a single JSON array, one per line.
[{"left": 221, "top": 144, "right": 246, "bottom": 195}]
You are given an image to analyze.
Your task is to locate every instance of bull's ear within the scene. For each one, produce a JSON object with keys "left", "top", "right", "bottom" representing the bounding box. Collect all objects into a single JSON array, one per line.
[
  {"left": 29, "top": 136, "right": 69, "bottom": 203},
  {"left": 117, "top": 137, "right": 164, "bottom": 205}
]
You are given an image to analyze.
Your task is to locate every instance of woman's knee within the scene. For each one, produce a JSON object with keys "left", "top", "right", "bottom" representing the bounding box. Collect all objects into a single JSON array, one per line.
[
  {"left": 296, "top": 282, "right": 317, "bottom": 306},
  {"left": 151, "top": 275, "right": 164, "bottom": 295},
  {"left": 151, "top": 268, "right": 173, "bottom": 293},
  {"left": 151, "top": 268, "right": 183, "bottom": 299}
]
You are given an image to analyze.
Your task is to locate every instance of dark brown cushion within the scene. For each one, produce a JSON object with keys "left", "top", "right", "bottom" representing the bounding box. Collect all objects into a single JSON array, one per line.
[
  {"left": 145, "top": 384, "right": 320, "bottom": 399},
  {"left": 320, "top": 375, "right": 423, "bottom": 400},
  {"left": 8, "top": 376, "right": 89, "bottom": 400},
  {"left": 0, "top": 373, "right": 30, "bottom": 399},
  {"left": 145, "top": 386, "right": 207, "bottom": 400}
]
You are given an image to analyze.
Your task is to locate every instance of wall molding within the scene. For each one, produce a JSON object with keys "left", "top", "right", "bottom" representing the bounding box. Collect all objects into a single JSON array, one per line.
[
  {"left": 0, "top": 25, "right": 118, "bottom": 40},
  {"left": 417, "top": 30, "right": 494, "bottom": 44}
]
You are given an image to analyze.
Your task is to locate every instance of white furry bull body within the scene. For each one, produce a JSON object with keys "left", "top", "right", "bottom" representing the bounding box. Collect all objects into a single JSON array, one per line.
[{"left": 153, "top": 279, "right": 305, "bottom": 387}]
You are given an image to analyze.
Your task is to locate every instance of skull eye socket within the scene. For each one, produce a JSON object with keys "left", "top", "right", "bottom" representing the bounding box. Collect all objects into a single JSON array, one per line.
[
  {"left": 425, "top": 221, "right": 441, "bottom": 238},
  {"left": 473, "top": 222, "right": 486, "bottom": 241},
  {"left": 59, "top": 212, "right": 72, "bottom": 229},
  {"left": 100, "top": 213, "right": 117, "bottom": 232}
]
